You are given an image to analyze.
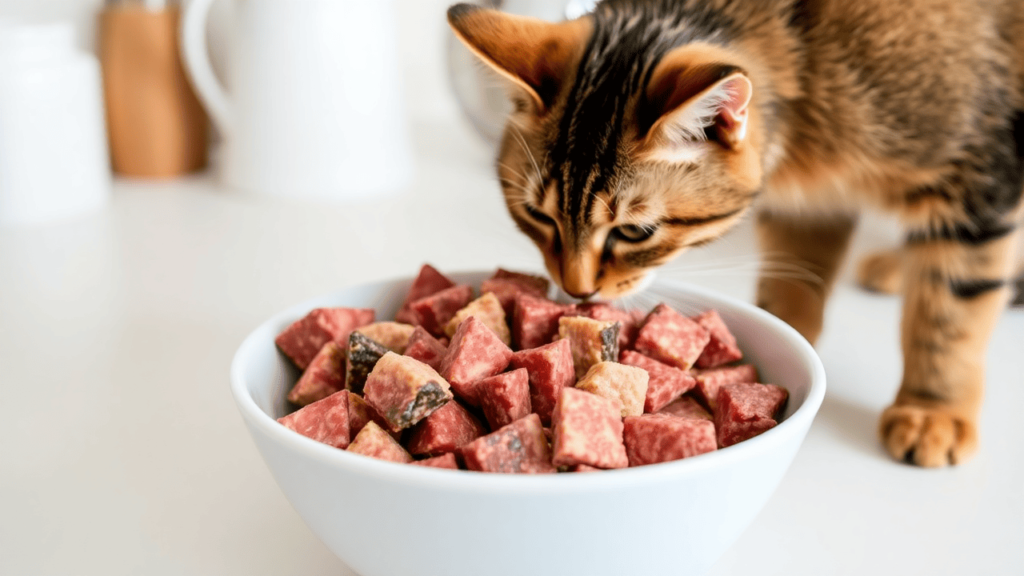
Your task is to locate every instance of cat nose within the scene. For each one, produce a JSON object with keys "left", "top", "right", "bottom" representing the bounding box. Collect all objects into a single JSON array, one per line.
[{"left": 564, "top": 287, "right": 598, "bottom": 300}]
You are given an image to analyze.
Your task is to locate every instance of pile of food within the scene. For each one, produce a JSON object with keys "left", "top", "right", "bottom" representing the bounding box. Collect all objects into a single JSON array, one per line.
[{"left": 273, "top": 264, "right": 788, "bottom": 473}]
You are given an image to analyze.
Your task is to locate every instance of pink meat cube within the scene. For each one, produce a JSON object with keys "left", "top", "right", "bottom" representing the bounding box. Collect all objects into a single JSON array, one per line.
[
  {"left": 409, "top": 284, "right": 475, "bottom": 337},
  {"left": 277, "top": 389, "right": 350, "bottom": 449},
  {"left": 693, "top": 310, "right": 743, "bottom": 368},
  {"left": 551, "top": 387, "right": 628, "bottom": 469},
  {"left": 395, "top": 264, "right": 456, "bottom": 325},
  {"left": 714, "top": 382, "right": 789, "bottom": 447},
  {"left": 693, "top": 364, "right": 759, "bottom": 411},
  {"left": 287, "top": 340, "right": 345, "bottom": 406},
  {"left": 347, "top": 392, "right": 400, "bottom": 441},
  {"left": 657, "top": 395, "right": 713, "bottom": 421},
  {"left": 476, "top": 368, "right": 532, "bottom": 430},
  {"left": 513, "top": 293, "right": 575, "bottom": 350},
  {"left": 347, "top": 421, "right": 413, "bottom": 464},
  {"left": 275, "top": 307, "right": 375, "bottom": 370},
  {"left": 406, "top": 401, "right": 487, "bottom": 456},
  {"left": 403, "top": 326, "right": 448, "bottom": 371},
  {"left": 439, "top": 316, "right": 513, "bottom": 405},
  {"left": 444, "top": 292, "right": 511, "bottom": 346},
  {"left": 619, "top": 350, "right": 698, "bottom": 413},
  {"left": 481, "top": 268, "right": 550, "bottom": 316},
  {"left": 363, "top": 352, "right": 453, "bottom": 432},
  {"left": 410, "top": 453, "right": 459, "bottom": 469},
  {"left": 557, "top": 316, "right": 620, "bottom": 380},
  {"left": 575, "top": 361, "right": 649, "bottom": 417},
  {"left": 634, "top": 303, "right": 710, "bottom": 370},
  {"left": 573, "top": 302, "right": 642, "bottom": 350},
  {"left": 460, "top": 413, "right": 556, "bottom": 474},
  {"left": 623, "top": 413, "right": 717, "bottom": 466},
  {"left": 508, "top": 339, "right": 575, "bottom": 425}
]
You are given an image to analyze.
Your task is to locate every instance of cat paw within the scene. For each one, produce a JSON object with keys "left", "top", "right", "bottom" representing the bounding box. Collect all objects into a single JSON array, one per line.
[
  {"left": 856, "top": 248, "right": 903, "bottom": 295},
  {"left": 878, "top": 404, "right": 977, "bottom": 467}
]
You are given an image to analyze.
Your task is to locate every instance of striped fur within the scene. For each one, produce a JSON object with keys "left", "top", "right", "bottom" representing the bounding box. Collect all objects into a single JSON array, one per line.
[{"left": 449, "top": 0, "right": 1024, "bottom": 466}]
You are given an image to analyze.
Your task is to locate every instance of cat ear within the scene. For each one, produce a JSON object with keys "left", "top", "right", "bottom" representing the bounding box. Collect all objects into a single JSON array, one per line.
[
  {"left": 640, "top": 62, "right": 753, "bottom": 163},
  {"left": 447, "top": 4, "right": 590, "bottom": 113}
]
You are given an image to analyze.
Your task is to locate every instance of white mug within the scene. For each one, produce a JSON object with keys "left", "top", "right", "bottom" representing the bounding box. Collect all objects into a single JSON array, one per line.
[{"left": 181, "top": 0, "right": 414, "bottom": 201}]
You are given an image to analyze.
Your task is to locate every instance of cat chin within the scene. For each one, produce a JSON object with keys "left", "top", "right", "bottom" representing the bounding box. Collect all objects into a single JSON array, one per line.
[{"left": 591, "top": 270, "right": 657, "bottom": 302}]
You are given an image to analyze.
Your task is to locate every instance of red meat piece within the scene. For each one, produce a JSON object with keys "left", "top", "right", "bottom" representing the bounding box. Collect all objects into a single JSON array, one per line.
[
  {"left": 460, "top": 413, "right": 556, "bottom": 474},
  {"left": 508, "top": 339, "right": 575, "bottom": 425},
  {"left": 693, "top": 310, "right": 743, "bottom": 368},
  {"left": 438, "top": 316, "right": 513, "bottom": 405},
  {"left": 395, "top": 264, "right": 456, "bottom": 325},
  {"left": 551, "top": 387, "right": 628, "bottom": 469},
  {"left": 410, "top": 453, "right": 459, "bottom": 469},
  {"left": 363, "top": 352, "right": 453, "bottom": 432},
  {"left": 623, "top": 413, "right": 717, "bottom": 466},
  {"left": 347, "top": 392, "right": 400, "bottom": 441},
  {"left": 657, "top": 396, "right": 712, "bottom": 421},
  {"left": 403, "top": 326, "right": 448, "bottom": 371},
  {"left": 287, "top": 340, "right": 345, "bottom": 406},
  {"left": 347, "top": 421, "right": 412, "bottom": 463},
  {"left": 277, "top": 389, "right": 351, "bottom": 449},
  {"left": 714, "top": 382, "right": 789, "bottom": 448},
  {"left": 406, "top": 401, "right": 487, "bottom": 456},
  {"left": 409, "top": 284, "right": 475, "bottom": 337},
  {"left": 275, "top": 307, "right": 375, "bottom": 370},
  {"left": 512, "top": 293, "right": 575, "bottom": 350},
  {"left": 619, "top": 350, "right": 697, "bottom": 413},
  {"left": 573, "top": 302, "right": 641, "bottom": 350},
  {"left": 634, "top": 303, "right": 710, "bottom": 370},
  {"left": 692, "top": 364, "right": 759, "bottom": 411},
  {"left": 476, "top": 368, "right": 532, "bottom": 430},
  {"left": 481, "top": 268, "right": 550, "bottom": 316}
]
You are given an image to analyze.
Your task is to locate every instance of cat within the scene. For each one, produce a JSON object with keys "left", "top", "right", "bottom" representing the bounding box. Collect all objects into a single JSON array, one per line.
[{"left": 447, "top": 0, "right": 1024, "bottom": 467}]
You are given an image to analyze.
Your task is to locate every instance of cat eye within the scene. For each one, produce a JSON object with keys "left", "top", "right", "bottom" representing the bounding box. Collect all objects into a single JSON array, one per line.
[
  {"left": 613, "top": 224, "right": 657, "bottom": 243},
  {"left": 525, "top": 203, "right": 555, "bottom": 226}
]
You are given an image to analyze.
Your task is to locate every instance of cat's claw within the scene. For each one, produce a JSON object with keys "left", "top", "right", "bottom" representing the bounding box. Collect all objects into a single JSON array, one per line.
[{"left": 879, "top": 404, "right": 978, "bottom": 467}]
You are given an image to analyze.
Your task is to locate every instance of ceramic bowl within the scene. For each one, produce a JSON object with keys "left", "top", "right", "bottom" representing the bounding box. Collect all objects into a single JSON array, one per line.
[{"left": 230, "top": 272, "right": 826, "bottom": 576}]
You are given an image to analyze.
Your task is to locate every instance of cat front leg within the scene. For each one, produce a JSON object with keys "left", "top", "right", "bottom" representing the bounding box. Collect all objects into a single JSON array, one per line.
[
  {"left": 881, "top": 218, "right": 1021, "bottom": 467},
  {"left": 754, "top": 210, "right": 858, "bottom": 345}
]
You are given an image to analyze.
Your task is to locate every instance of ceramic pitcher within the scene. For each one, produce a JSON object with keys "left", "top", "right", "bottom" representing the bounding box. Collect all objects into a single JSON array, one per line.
[{"left": 181, "top": 0, "right": 413, "bottom": 200}]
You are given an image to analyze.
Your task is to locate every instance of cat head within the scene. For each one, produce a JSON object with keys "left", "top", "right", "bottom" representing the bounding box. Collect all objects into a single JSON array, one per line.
[{"left": 449, "top": 3, "right": 766, "bottom": 300}]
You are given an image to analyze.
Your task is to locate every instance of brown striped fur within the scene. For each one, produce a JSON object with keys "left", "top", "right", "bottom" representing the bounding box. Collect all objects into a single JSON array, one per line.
[{"left": 449, "top": 0, "right": 1024, "bottom": 467}]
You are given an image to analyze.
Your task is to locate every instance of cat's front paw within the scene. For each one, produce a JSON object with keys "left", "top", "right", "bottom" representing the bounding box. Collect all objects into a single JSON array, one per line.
[{"left": 878, "top": 403, "right": 978, "bottom": 467}]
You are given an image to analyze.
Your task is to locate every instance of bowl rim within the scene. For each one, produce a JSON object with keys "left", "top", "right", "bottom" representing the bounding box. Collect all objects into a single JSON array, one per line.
[{"left": 230, "top": 272, "right": 826, "bottom": 494}]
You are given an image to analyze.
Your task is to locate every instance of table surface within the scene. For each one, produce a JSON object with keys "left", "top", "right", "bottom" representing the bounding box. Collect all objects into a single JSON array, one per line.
[{"left": 3, "top": 112, "right": 1024, "bottom": 576}]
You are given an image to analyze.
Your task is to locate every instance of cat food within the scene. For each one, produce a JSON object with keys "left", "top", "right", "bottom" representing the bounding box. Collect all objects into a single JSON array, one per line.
[{"left": 275, "top": 264, "right": 787, "bottom": 473}]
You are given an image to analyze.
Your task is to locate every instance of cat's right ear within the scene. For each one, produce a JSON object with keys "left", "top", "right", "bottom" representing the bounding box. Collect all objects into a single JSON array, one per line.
[{"left": 447, "top": 4, "right": 591, "bottom": 113}]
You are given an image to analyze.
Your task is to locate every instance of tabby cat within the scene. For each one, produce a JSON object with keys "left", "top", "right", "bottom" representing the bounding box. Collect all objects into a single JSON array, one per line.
[{"left": 447, "top": 0, "right": 1024, "bottom": 467}]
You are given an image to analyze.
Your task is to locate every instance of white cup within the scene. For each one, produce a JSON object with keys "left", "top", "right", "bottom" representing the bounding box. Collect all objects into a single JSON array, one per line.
[
  {"left": 181, "top": 0, "right": 414, "bottom": 201},
  {"left": 0, "top": 20, "right": 111, "bottom": 227}
]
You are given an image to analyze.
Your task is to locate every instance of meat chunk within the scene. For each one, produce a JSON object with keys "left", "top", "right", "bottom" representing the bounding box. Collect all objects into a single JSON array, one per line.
[
  {"left": 363, "top": 352, "right": 453, "bottom": 432},
  {"left": 395, "top": 264, "right": 456, "bottom": 325},
  {"left": 551, "top": 387, "right": 628, "bottom": 469},
  {"left": 275, "top": 307, "right": 375, "bottom": 370},
  {"left": 557, "top": 316, "right": 620, "bottom": 380},
  {"left": 355, "top": 321, "right": 416, "bottom": 353},
  {"left": 277, "top": 389, "right": 351, "bottom": 449},
  {"left": 345, "top": 332, "right": 389, "bottom": 395},
  {"left": 633, "top": 303, "right": 710, "bottom": 370},
  {"left": 656, "top": 395, "right": 712, "bottom": 421},
  {"left": 575, "top": 361, "right": 649, "bottom": 417},
  {"left": 410, "top": 452, "right": 459, "bottom": 469},
  {"left": 572, "top": 302, "right": 642, "bottom": 351},
  {"left": 444, "top": 291, "right": 511, "bottom": 346},
  {"left": 347, "top": 421, "right": 413, "bottom": 463},
  {"left": 287, "top": 340, "right": 345, "bottom": 406},
  {"left": 714, "top": 382, "right": 789, "bottom": 448},
  {"left": 476, "top": 368, "right": 532, "bottom": 430},
  {"left": 409, "top": 284, "right": 475, "bottom": 337},
  {"left": 623, "top": 413, "right": 717, "bottom": 466},
  {"left": 438, "top": 315, "right": 513, "bottom": 405},
  {"left": 693, "top": 310, "right": 743, "bottom": 368},
  {"left": 460, "top": 413, "right": 556, "bottom": 474},
  {"left": 512, "top": 293, "right": 575, "bottom": 350},
  {"left": 480, "top": 268, "right": 549, "bottom": 317},
  {"left": 508, "top": 339, "right": 575, "bottom": 425},
  {"left": 619, "top": 350, "right": 697, "bottom": 413},
  {"left": 406, "top": 401, "right": 487, "bottom": 456},
  {"left": 692, "top": 364, "right": 759, "bottom": 411},
  {"left": 402, "top": 326, "right": 447, "bottom": 371},
  {"left": 346, "top": 392, "right": 400, "bottom": 441}
]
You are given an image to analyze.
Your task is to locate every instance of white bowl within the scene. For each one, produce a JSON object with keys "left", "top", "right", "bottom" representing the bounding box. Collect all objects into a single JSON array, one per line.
[{"left": 230, "top": 272, "right": 826, "bottom": 576}]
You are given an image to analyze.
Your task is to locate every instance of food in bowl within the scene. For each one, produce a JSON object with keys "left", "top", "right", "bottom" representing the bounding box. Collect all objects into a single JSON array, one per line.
[{"left": 273, "top": 264, "right": 789, "bottom": 472}]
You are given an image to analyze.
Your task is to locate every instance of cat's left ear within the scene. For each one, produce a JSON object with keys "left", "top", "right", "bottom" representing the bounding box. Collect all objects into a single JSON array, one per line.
[{"left": 639, "top": 61, "right": 753, "bottom": 163}]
